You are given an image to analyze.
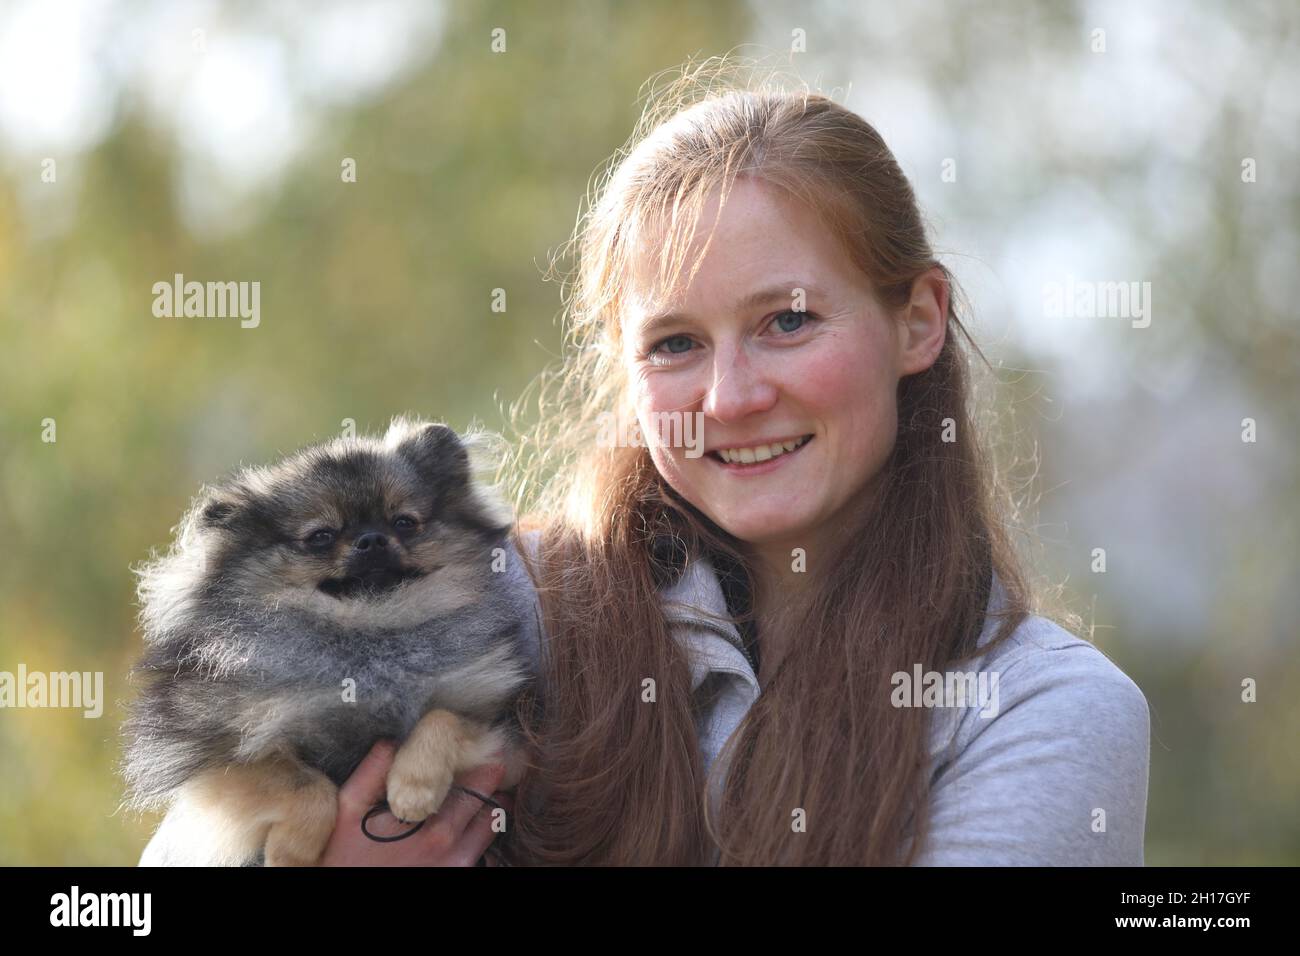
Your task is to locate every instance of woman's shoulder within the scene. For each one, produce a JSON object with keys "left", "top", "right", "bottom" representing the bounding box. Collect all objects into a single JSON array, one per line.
[
  {"left": 515, "top": 525, "right": 544, "bottom": 563},
  {"left": 960, "top": 571, "right": 1150, "bottom": 732},
  {"left": 968, "top": 610, "right": 1150, "bottom": 733},
  {"left": 504, "top": 527, "right": 547, "bottom": 672},
  {"left": 919, "top": 609, "right": 1151, "bottom": 865}
]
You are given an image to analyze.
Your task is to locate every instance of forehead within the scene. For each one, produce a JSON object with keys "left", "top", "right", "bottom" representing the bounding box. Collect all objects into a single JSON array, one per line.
[
  {"left": 273, "top": 450, "right": 428, "bottom": 517},
  {"left": 623, "top": 177, "right": 864, "bottom": 329}
]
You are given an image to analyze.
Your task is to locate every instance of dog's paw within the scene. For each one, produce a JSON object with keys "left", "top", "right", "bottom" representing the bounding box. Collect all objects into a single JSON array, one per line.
[
  {"left": 262, "top": 775, "right": 338, "bottom": 866},
  {"left": 265, "top": 818, "right": 334, "bottom": 867},
  {"left": 386, "top": 758, "right": 454, "bottom": 823},
  {"left": 264, "top": 839, "right": 320, "bottom": 867}
]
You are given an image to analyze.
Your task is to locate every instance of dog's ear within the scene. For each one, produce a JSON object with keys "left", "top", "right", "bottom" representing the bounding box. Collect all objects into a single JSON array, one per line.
[
  {"left": 394, "top": 421, "right": 469, "bottom": 485},
  {"left": 197, "top": 487, "right": 242, "bottom": 530}
]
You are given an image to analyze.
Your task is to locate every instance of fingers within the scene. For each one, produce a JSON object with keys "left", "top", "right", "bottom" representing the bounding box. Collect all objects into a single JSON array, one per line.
[
  {"left": 452, "top": 785, "right": 515, "bottom": 867},
  {"left": 478, "top": 790, "right": 516, "bottom": 867},
  {"left": 428, "top": 763, "right": 506, "bottom": 838},
  {"left": 416, "top": 763, "right": 506, "bottom": 865},
  {"left": 492, "top": 791, "right": 516, "bottom": 815},
  {"left": 337, "top": 739, "right": 396, "bottom": 821},
  {"left": 335, "top": 746, "right": 514, "bottom": 865}
]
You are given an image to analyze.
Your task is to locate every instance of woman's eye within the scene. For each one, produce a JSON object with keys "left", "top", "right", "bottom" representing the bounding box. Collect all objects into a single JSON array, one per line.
[
  {"left": 772, "top": 309, "right": 811, "bottom": 334},
  {"left": 644, "top": 313, "right": 812, "bottom": 365},
  {"left": 306, "top": 529, "right": 336, "bottom": 548},
  {"left": 646, "top": 335, "right": 694, "bottom": 363},
  {"left": 393, "top": 516, "right": 418, "bottom": 531}
]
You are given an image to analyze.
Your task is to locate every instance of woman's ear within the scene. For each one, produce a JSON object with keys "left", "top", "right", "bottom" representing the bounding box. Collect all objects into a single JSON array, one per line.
[{"left": 895, "top": 266, "right": 949, "bottom": 377}]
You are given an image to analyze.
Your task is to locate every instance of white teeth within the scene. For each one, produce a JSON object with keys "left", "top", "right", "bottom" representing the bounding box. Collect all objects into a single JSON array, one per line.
[{"left": 717, "top": 435, "right": 809, "bottom": 465}]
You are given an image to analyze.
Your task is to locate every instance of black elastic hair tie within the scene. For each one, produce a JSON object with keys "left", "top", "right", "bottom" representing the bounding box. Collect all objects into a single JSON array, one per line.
[
  {"left": 361, "top": 801, "right": 425, "bottom": 842},
  {"left": 361, "top": 785, "right": 505, "bottom": 843}
]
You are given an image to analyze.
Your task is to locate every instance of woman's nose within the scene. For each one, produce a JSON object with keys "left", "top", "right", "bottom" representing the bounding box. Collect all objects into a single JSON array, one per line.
[{"left": 701, "top": 346, "right": 777, "bottom": 422}]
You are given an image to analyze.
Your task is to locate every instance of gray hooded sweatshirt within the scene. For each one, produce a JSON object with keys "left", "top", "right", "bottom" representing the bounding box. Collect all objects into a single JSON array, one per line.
[{"left": 636, "top": 545, "right": 1151, "bottom": 865}]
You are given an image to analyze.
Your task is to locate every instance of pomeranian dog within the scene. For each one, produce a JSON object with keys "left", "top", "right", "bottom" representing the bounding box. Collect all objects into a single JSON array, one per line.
[{"left": 120, "top": 418, "right": 537, "bottom": 866}]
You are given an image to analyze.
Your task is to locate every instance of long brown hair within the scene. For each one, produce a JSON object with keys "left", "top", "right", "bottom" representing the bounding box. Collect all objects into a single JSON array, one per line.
[{"left": 496, "top": 55, "right": 1049, "bottom": 865}]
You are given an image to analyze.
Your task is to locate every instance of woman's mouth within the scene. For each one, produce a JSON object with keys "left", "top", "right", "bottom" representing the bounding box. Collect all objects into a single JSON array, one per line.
[{"left": 707, "top": 434, "right": 813, "bottom": 474}]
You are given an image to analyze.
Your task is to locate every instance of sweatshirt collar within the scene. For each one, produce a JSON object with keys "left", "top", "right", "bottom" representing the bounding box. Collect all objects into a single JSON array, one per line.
[
  {"left": 659, "top": 553, "right": 736, "bottom": 629},
  {"left": 659, "top": 553, "right": 1010, "bottom": 651}
]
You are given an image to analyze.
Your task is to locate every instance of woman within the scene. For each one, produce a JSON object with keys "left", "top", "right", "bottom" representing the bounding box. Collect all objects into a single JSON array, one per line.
[{"left": 321, "top": 67, "right": 1151, "bottom": 866}]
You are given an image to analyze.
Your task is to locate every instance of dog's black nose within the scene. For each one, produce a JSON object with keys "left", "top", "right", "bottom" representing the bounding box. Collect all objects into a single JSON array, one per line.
[{"left": 354, "top": 532, "right": 389, "bottom": 552}]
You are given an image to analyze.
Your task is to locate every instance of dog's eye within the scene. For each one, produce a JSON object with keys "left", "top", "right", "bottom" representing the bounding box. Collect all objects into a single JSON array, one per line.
[
  {"left": 393, "top": 515, "right": 418, "bottom": 531},
  {"left": 306, "top": 529, "right": 336, "bottom": 549}
]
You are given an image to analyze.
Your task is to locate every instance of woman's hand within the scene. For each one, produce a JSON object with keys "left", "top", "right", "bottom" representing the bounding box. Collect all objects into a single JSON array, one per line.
[{"left": 318, "top": 739, "right": 515, "bottom": 866}]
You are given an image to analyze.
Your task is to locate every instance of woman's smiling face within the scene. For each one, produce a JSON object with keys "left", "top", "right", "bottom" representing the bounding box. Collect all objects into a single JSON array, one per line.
[{"left": 622, "top": 176, "right": 942, "bottom": 557}]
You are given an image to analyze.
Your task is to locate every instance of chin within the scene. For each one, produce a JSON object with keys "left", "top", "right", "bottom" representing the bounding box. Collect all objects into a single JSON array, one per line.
[{"left": 712, "top": 511, "right": 814, "bottom": 548}]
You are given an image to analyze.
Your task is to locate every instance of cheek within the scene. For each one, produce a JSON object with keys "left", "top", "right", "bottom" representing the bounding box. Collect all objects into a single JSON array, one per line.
[
  {"left": 230, "top": 548, "right": 333, "bottom": 596},
  {"left": 634, "top": 367, "right": 693, "bottom": 415},
  {"left": 631, "top": 377, "right": 696, "bottom": 488},
  {"left": 403, "top": 535, "right": 445, "bottom": 569},
  {"left": 796, "top": 329, "right": 900, "bottom": 466},
  {"left": 797, "top": 325, "right": 896, "bottom": 410}
]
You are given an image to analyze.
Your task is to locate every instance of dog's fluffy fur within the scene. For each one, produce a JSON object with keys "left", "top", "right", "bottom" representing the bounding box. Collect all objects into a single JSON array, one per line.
[{"left": 120, "top": 418, "right": 535, "bottom": 866}]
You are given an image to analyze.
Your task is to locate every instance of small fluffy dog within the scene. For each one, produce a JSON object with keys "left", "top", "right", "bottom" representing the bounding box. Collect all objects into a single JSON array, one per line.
[{"left": 120, "top": 418, "right": 536, "bottom": 866}]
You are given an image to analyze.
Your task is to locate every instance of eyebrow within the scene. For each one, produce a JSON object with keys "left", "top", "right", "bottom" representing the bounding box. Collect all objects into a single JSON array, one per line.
[{"left": 633, "top": 281, "right": 826, "bottom": 339}]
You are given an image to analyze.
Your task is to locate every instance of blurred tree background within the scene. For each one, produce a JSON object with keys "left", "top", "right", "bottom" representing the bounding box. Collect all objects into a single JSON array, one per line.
[{"left": 0, "top": 0, "right": 1295, "bottom": 864}]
